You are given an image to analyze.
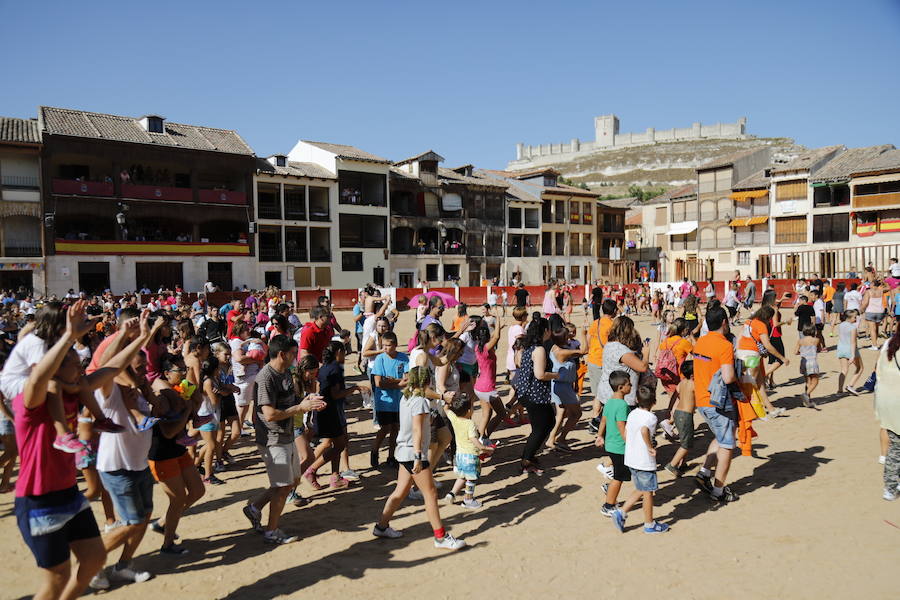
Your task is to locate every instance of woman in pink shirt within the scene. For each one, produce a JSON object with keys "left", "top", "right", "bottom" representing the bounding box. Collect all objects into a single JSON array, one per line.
[{"left": 473, "top": 320, "right": 505, "bottom": 445}]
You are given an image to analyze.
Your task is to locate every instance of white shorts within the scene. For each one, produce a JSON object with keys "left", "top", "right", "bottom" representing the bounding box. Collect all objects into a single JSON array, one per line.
[
  {"left": 258, "top": 442, "right": 300, "bottom": 488},
  {"left": 474, "top": 389, "right": 497, "bottom": 403},
  {"left": 235, "top": 375, "right": 257, "bottom": 408}
]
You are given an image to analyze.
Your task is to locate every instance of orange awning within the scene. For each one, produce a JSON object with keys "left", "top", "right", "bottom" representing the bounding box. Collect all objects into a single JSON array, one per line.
[
  {"left": 746, "top": 216, "right": 769, "bottom": 225},
  {"left": 729, "top": 218, "right": 749, "bottom": 227},
  {"left": 730, "top": 189, "right": 769, "bottom": 201}
]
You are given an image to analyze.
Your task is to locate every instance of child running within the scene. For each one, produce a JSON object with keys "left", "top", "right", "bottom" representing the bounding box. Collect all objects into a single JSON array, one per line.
[
  {"left": 796, "top": 324, "right": 825, "bottom": 408},
  {"left": 594, "top": 370, "right": 631, "bottom": 517},
  {"left": 611, "top": 385, "right": 669, "bottom": 534},
  {"left": 837, "top": 310, "right": 865, "bottom": 395},
  {"left": 444, "top": 394, "right": 494, "bottom": 509},
  {"left": 663, "top": 361, "right": 695, "bottom": 477}
]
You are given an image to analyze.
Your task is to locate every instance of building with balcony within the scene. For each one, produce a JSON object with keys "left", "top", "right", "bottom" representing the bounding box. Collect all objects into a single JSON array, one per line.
[
  {"left": 728, "top": 169, "right": 771, "bottom": 277},
  {"left": 288, "top": 140, "right": 391, "bottom": 288},
  {"left": 40, "top": 107, "right": 256, "bottom": 294},
  {"left": 596, "top": 197, "right": 629, "bottom": 282},
  {"left": 696, "top": 147, "right": 771, "bottom": 279},
  {"left": 253, "top": 155, "right": 337, "bottom": 290},
  {"left": 0, "top": 117, "right": 44, "bottom": 293},
  {"left": 389, "top": 153, "right": 507, "bottom": 287},
  {"left": 504, "top": 180, "right": 543, "bottom": 284}
]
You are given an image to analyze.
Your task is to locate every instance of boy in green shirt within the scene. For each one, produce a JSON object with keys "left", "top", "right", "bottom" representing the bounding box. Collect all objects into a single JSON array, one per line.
[{"left": 594, "top": 371, "right": 632, "bottom": 517}]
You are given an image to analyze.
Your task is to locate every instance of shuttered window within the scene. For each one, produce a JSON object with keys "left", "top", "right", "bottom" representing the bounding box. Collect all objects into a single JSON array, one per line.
[
  {"left": 775, "top": 216, "right": 807, "bottom": 244},
  {"left": 700, "top": 228, "right": 715, "bottom": 249},
  {"left": 776, "top": 180, "right": 807, "bottom": 201},
  {"left": 656, "top": 206, "right": 667, "bottom": 225},
  {"left": 699, "top": 172, "right": 715, "bottom": 194},
  {"left": 716, "top": 226, "right": 732, "bottom": 248},
  {"left": 715, "top": 169, "right": 732, "bottom": 191}
]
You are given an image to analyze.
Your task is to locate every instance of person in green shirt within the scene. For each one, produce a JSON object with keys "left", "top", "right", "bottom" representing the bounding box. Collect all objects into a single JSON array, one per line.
[{"left": 594, "top": 371, "right": 632, "bottom": 517}]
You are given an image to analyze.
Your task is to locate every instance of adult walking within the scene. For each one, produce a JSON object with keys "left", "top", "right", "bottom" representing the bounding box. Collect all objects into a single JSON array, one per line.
[
  {"left": 736, "top": 305, "right": 789, "bottom": 417},
  {"left": 875, "top": 327, "right": 900, "bottom": 501},
  {"left": 515, "top": 314, "right": 559, "bottom": 474},
  {"left": 861, "top": 279, "right": 888, "bottom": 350},
  {"left": 598, "top": 316, "right": 650, "bottom": 408},
  {"left": 542, "top": 280, "right": 559, "bottom": 317}
]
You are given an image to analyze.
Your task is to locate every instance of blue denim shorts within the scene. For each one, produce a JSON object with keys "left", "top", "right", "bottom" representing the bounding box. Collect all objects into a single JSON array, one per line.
[
  {"left": 454, "top": 452, "right": 481, "bottom": 481},
  {"left": 629, "top": 467, "right": 658, "bottom": 492},
  {"left": 98, "top": 468, "right": 154, "bottom": 525},
  {"left": 698, "top": 406, "right": 736, "bottom": 450}
]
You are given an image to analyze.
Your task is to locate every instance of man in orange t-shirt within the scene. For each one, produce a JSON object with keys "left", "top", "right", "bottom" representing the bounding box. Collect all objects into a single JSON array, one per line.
[
  {"left": 691, "top": 305, "right": 739, "bottom": 503},
  {"left": 587, "top": 299, "right": 617, "bottom": 432}
]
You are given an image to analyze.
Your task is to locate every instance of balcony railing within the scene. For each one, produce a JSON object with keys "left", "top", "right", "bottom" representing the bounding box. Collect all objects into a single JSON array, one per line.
[
  {"left": 3, "top": 245, "right": 42, "bottom": 257},
  {"left": 853, "top": 191, "right": 900, "bottom": 209},
  {"left": 1, "top": 175, "right": 39, "bottom": 188},
  {"left": 259, "top": 247, "right": 283, "bottom": 261},
  {"left": 122, "top": 183, "right": 192, "bottom": 202},
  {"left": 310, "top": 250, "right": 331, "bottom": 262},
  {"left": 55, "top": 239, "right": 249, "bottom": 256},
  {"left": 52, "top": 179, "right": 114, "bottom": 197},
  {"left": 199, "top": 189, "right": 247, "bottom": 205},
  {"left": 285, "top": 248, "right": 308, "bottom": 261}
]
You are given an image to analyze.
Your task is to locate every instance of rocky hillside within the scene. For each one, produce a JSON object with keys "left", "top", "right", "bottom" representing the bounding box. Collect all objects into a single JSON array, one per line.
[{"left": 523, "top": 137, "right": 803, "bottom": 196}]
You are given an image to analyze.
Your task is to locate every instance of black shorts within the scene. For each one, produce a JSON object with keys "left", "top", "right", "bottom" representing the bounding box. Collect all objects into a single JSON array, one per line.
[
  {"left": 609, "top": 452, "right": 631, "bottom": 482},
  {"left": 375, "top": 410, "right": 399, "bottom": 426},
  {"left": 220, "top": 394, "right": 238, "bottom": 419},
  {"left": 768, "top": 337, "right": 785, "bottom": 365},
  {"left": 825, "top": 301, "right": 833, "bottom": 313},
  {"left": 400, "top": 459, "right": 430, "bottom": 473},
  {"left": 727, "top": 305, "right": 737, "bottom": 318},
  {"left": 15, "top": 486, "right": 100, "bottom": 568}
]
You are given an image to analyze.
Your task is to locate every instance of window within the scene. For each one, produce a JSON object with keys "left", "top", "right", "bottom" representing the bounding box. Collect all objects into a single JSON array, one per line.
[
  {"left": 339, "top": 214, "right": 387, "bottom": 248},
  {"left": 275, "top": 155, "right": 287, "bottom": 167},
  {"left": 309, "top": 228, "right": 330, "bottom": 261},
  {"left": 314, "top": 267, "right": 331, "bottom": 287},
  {"left": 485, "top": 233, "right": 503, "bottom": 256},
  {"left": 147, "top": 117, "right": 164, "bottom": 133},
  {"left": 264, "top": 271, "right": 282, "bottom": 288},
  {"left": 484, "top": 193, "right": 504, "bottom": 221},
  {"left": 542, "top": 201, "right": 553, "bottom": 223},
  {"left": 508, "top": 207, "right": 522, "bottom": 228},
  {"left": 555, "top": 266, "right": 565, "bottom": 280},
  {"left": 507, "top": 234, "right": 522, "bottom": 257},
  {"left": 717, "top": 197, "right": 731, "bottom": 220},
  {"left": 775, "top": 216, "right": 807, "bottom": 244},
  {"left": 525, "top": 208, "right": 539, "bottom": 228},
  {"left": 582, "top": 202, "right": 593, "bottom": 224},
  {"left": 776, "top": 180, "right": 807, "bottom": 201},
  {"left": 257, "top": 183, "right": 281, "bottom": 219},
  {"left": 392, "top": 227, "right": 415, "bottom": 254},
  {"left": 523, "top": 234, "right": 538, "bottom": 257},
  {"left": 341, "top": 252, "right": 363, "bottom": 271},
  {"left": 570, "top": 265, "right": 580, "bottom": 280},
  {"left": 700, "top": 228, "right": 715, "bottom": 249},
  {"left": 207, "top": 262, "right": 232, "bottom": 292},
  {"left": 258, "top": 227, "right": 282, "bottom": 261},
  {"left": 135, "top": 262, "right": 182, "bottom": 292},
  {"left": 338, "top": 171, "right": 385, "bottom": 206},
  {"left": 699, "top": 172, "right": 715, "bottom": 194},
  {"left": 569, "top": 233, "right": 580, "bottom": 256},
  {"left": 656, "top": 206, "right": 667, "bottom": 225},
  {"left": 294, "top": 267, "right": 311, "bottom": 287},
  {"left": 541, "top": 231, "right": 552, "bottom": 255},
  {"left": 813, "top": 214, "right": 850, "bottom": 243},
  {"left": 581, "top": 233, "right": 592, "bottom": 256},
  {"left": 814, "top": 184, "right": 850, "bottom": 207},
  {"left": 444, "top": 264, "right": 460, "bottom": 281},
  {"left": 672, "top": 201, "right": 686, "bottom": 222},
  {"left": 555, "top": 200, "right": 565, "bottom": 223},
  {"left": 554, "top": 232, "right": 565, "bottom": 256},
  {"left": 700, "top": 200, "right": 716, "bottom": 221},
  {"left": 426, "top": 264, "right": 438, "bottom": 281},
  {"left": 308, "top": 187, "right": 330, "bottom": 221},
  {"left": 855, "top": 180, "right": 900, "bottom": 196},
  {"left": 570, "top": 202, "right": 580, "bottom": 224},
  {"left": 284, "top": 185, "right": 306, "bottom": 220},
  {"left": 284, "top": 227, "right": 307, "bottom": 261},
  {"left": 716, "top": 227, "right": 732, "bottom": 248},
  {"left": 391, "top": 190, "right": 417, "bottom": 216}
]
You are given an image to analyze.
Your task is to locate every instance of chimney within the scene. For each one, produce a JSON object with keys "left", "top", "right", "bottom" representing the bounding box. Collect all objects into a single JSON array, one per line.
[
  {"left": 268, "top": 155, "right": 288, "bottom": 167},
  {"left": 139, "top": 115, "right": 165, "bottom": 134}
]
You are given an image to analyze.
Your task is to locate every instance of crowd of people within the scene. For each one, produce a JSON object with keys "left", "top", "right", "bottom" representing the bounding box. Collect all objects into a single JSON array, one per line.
[{"left": 1, "top": 264, "right": 899, "bottom": 599}]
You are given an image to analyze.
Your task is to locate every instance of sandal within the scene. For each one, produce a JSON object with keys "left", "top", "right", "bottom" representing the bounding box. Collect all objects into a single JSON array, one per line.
[{"left": 303, "top": 468, "right": 324, "bottom": 491}]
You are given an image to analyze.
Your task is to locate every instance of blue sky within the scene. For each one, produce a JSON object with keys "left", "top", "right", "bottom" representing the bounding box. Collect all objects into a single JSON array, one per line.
[{"left": 2, "top": 0, "right": 899, "bottom": 169}]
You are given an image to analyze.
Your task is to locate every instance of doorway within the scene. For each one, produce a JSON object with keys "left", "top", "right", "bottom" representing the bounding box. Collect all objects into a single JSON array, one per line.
[
  {"left": 0, "top": 270, "right": 33, "bottom": 293},
  {"left": 208, "top": 262, "right": 233, "bottom": 292},
  {"left": 135, "top": 262, "right": 184, "bottom": 292},
  {"left": 398, "top": 271, "right": 414, "bottom": 288},
  {"left": 265, "top": 271, "right": 282, "bottom": 289},
  {"left": 78, "top": 262, "right": 110, "bottom": 294},
  {"left": 373, "top": 266, "right": 385, "bottom": 287}
]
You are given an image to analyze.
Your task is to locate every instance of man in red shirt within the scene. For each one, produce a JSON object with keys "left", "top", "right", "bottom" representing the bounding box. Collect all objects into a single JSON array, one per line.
[
  {"left": 298, "top": 306, "right": 331, "bottom": 361},
  {"left": 691, "top": 305, "right": 739, "bottom": 503},
  {"left": 225, "top": 300, "right": 242, "bottom": 339}
]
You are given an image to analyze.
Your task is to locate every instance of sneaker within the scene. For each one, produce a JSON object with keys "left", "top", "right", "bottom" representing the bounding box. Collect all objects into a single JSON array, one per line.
[
  {"left": 845, "top": 386, "right": 860, "bottom": 396},
  {"left": 660, "top": 419, "right": 678, "bottom": 441},
  {"left": 92, "top": 417, "right": 125, "bottom": 433},
  {"left": 263, "top": 529, "right": 298, "bottom": 545},
  {"left": 870, "top": 345, "right": 881, "bottom": 351},
  {"left": 109, "top": 563, "right": 152, "bottom": 583},
  {"left": 160, "top": 543, "right": 189, "bottom": 555},
  {"left": 407, "top": 488, "right": 424, "bottom": 501},
  {"left": 53, "top": 432, "right": 86, "bottom": 453},
  {"left": 213, "top": 461, "right": 226, "bottom": 473},
  {"left": 461, "top": 498, "right": 482, "bottom": 510},
  {"left": 340, "top": 469, "right": 360, "bottom": 482},
  {"left": 104, "top": 520, "right": 124, "bottom": 533},
  {"left": 769, "top": 407, "right": 787, "bottom": 418},
  {"left": 883, "top": 487, "right": 900, "bottom": 501},
  {"left": 287, "top": 489, "right": 310, "bottom": 507},
  {"left": 434, "top": 533, "right": 466, "bottom": 550},
  {"left": 373, "top": 524, "right": 404, "bottom": 539},
  {"left": 89, "top": 569, "right": 110, "bottom": 590},
  {"left": 137, "top": 416, "right": 160, "bottom": 431},
  {"left": 176, "top": 433, "right": 198, "bottom": 447},
  {"left": 221, "top": 451, "right": 235, "bottom": 464},
  {"left": 587, "top": 417, "right": 600, "bottom": 434},
  {"left": 330, "top": 474, "right": 350, "bottom": 489},
  {"left": 243, "top": 419, "right": 253, "bottom": 429},
  {"left": 599, "top": 503, "right": 617, "bottom": 517},
  {"left": 611, "top": 508, "right": 626, "bottom": 533},
  {"left": 664, "top": 463, "right": 681, "bottom": 478},
  {"left": 711, "top": 486, "right": 739, "bottom": 503},
  {"left": 243, "top": 502, "right": 262, "bottom": 531},
  {"left": 443, "top": 492, "right": 456, "bottom": 503},
  {"left": 694, "top": 473, "right": 713, "bottom": 495},
  {"left": 204, "top": 475, "right": 226, "bottom": 486},
  {"left": 149, "top": 519, "right": 179, "bottom": 539},
  {"left": 879, "top": 455, "right": 886, "bottom": 465},
  {"left": 596, "top": 463, "right": 614, "bottom": 479},
  {"left": 802, "top": 393, "right": 813, "bottom": 408},
  {"left": 644, "top": 521, "right": 670, "bottom": 534}
]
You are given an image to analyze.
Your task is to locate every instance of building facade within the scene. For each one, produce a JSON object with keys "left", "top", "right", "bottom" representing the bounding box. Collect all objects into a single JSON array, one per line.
[
  {"left": 40, "top": 107, "right": 256, "bottom": 294},
  {"left": 0, "top": 117, "right": 44, "bottom": 293}
]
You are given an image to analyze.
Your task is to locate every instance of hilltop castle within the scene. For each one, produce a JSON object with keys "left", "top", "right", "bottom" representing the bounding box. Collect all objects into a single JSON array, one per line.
[{"left": 508, "top": 114, "right": 749, "bottom": 169}]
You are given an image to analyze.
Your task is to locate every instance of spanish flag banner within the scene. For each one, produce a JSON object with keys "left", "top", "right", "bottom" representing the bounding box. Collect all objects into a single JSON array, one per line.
[
  {"left": 857, "top": 221, "right": 877, "bottom": 237},
  {"left": 880, "top": 218, "right": 900, "bottom": 233}
]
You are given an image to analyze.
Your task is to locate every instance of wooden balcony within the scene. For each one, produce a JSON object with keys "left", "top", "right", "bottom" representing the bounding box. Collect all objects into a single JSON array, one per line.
[
  {"left": 199, "top": 189, "right": 247, "bottom": 205},
  {"left": 54, "top": 239, "right": 250, "bottom": 256},
  {"left": 52, "top": 179, "right": 114, "bottom": 197},
  {"left": 853, "top": 191, "right": 900, "bottom": 209},
  {"left": 121, "top": 183, "right": 192, "bottom": 202}
]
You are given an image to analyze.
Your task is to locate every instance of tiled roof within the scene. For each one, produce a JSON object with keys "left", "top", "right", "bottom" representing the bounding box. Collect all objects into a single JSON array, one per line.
[
  {"left": 302, "top": 140, "right": 391, "bottom": 164},
  {"left": 541, "top": 184, "right": 599, "bottom": 198},
  {"left": 809, "top": 145, "right": 896, "bottom": 183},
  {"left": 769, "top": 145, "right": 845, "bottom": 175},
  {"left": 625, "top": 209, "right": 642, "bottom": 226},
  {"left": 598, "top": 196, "right": 638, "bottom": 209},
  {"left": 39, "top": 106, "right": 253, "bottom": 155},
  {"left": 732, "top": 168, "right": 770, "bottom": 191},
  {"left": 647, "top": 184, "right": 697, "bottom": 204},
  {"left": 438, "top": 167, "right": 507, "bottom": 189},
  {"left": 0, "top": 117, "right": 40, "bottom": 144},
  {"left": 698, "top": 147, "right": 768, "bottom": 171},
  {"left": 256, "top": 158, "right": 335, "bottom": 179},
  {"left": 850, "top": 148, "right": 900, "bottom": 177},
  {"left": 511, "top": 167, "right": 562, "bottom": 179},
  {"left": 504, "top": 182, "right": 542, "bottom": 205},
  {"left": 395, "top": 150, "right": 444, "bottom": 166}
]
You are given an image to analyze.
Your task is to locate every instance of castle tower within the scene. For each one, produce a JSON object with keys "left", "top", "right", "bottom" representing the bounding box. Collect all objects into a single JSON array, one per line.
[{"left": 594, "top": 114, "right": 619, "bottom": 148}]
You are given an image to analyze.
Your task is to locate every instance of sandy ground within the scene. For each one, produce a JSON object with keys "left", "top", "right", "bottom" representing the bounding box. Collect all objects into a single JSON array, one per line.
[{"left": 1, "top": 307, "right": 897, "bottom": 599}]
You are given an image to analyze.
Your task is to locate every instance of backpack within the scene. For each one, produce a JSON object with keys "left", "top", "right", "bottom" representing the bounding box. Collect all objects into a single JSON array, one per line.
[{"left": 654, "top": 340, "right": 680, "bottom": 384}]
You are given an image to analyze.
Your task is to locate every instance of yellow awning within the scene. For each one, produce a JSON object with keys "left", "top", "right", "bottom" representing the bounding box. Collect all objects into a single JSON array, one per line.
[
  {"left": 746, "top": 216, "right": 769, "bottom": 225},
  {"left": 730, "top": 189, "right": 769, "bottom": 201},
  {"left": 729, "top": 218, "right": 749, "bottom": 227}
]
